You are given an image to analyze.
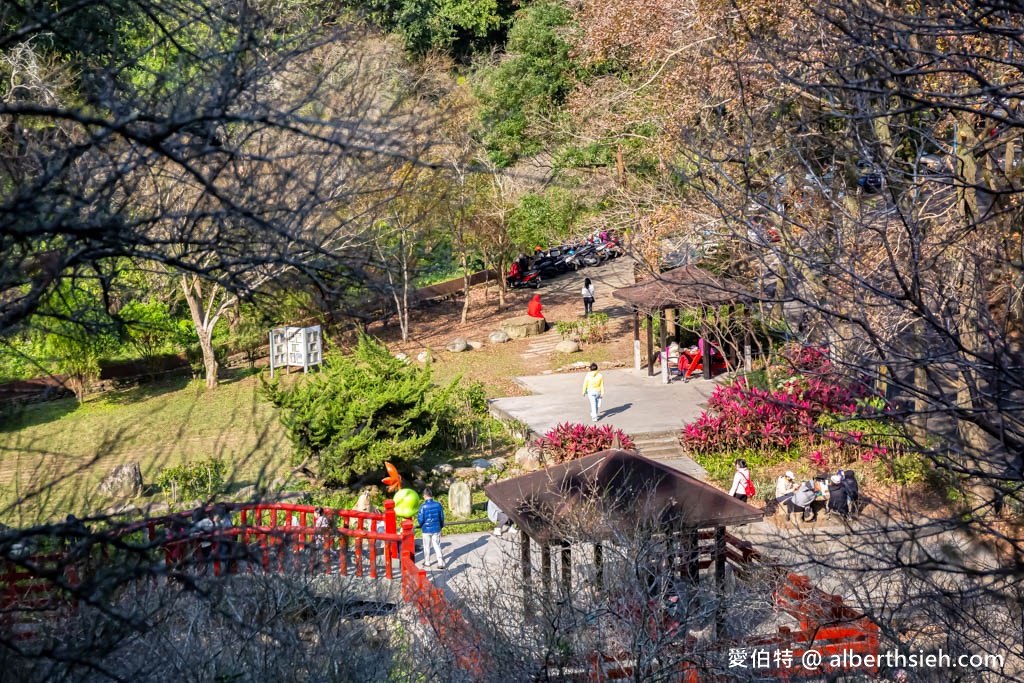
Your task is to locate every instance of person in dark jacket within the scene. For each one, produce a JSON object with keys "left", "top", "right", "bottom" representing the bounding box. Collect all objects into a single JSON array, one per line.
[
  {"left": 417, "top": 488, "right": 445, "bottom": 569},
  {"left": 827, "top": 473, "right": 849, "bottom": 518}
]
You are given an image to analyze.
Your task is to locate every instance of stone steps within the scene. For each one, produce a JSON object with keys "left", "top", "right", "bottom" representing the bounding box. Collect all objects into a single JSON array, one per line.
[
  {"left": 629, "top": 431, "right": 708, "bottom": 480},
  {"left": 520, "top": 331, "right": 566, "bottom": 358}
]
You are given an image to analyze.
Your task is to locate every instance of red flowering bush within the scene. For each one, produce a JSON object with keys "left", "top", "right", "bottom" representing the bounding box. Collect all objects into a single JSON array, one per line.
[{"left": 536, "top": 422, "right": 636, "bottom": 463}]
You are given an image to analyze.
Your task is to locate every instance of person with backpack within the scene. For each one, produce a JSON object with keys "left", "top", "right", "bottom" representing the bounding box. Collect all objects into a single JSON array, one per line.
[
  {"left": 581, "top": 278, "right": 595, "bottom": 317},
  {"left": 417, "top": 488, "right": 445, "bottom": 569},
  {"left": 826, "top": 473, "right": 850, "bottom": 518},
  {"left": 581, "top": 363, "right": 605, "bottom": 422},
  {"left": 839, "top": 469, "right": 860, "bottom": 514},
  {"left": 728, "top": 458, "right": 755, "bottom": 502},
  {"left": 786, "top": 481, "right": 818, "bottom": 522}
]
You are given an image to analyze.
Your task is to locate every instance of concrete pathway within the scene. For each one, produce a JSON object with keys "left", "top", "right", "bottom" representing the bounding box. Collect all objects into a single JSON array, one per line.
[{"left": 490, "top": 368, "right": 718, "bottom": 438}]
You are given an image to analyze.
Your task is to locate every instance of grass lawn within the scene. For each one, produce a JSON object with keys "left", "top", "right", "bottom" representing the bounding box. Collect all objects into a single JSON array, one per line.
[{"left": 0, "top": 370, "right": 292, "bottom": 524}]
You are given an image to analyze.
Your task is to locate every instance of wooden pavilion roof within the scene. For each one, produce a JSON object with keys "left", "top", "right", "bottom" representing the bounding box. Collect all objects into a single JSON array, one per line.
[
  {"left": 612, "top": 265, "right": 752, "bottom": 312},
  {"left": 484, "top": 450, "right": 762, "bottom": 544}
]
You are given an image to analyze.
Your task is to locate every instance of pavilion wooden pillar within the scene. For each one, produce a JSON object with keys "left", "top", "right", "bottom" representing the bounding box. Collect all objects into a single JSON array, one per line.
[
  {"left": 683, "top": 528, "right": 700, "bottom": 584},
  {"left": 560, "top": 541, "right": 572, "bottom": 599},
  {"left": 666, "top": 307, "right": 677, "bottom": 344},
  {"left": 633, "top": 306, "right": 641, "bottom": 370},
  {"left": 659, "top": 309, "right": 668, "bottom": 384},
  {"left": 702, "top": 321, "right": 713, "bottom": 380},
  {"left": 645, "top": 312, "right": 654, "bottom": 376},
  {"left": 541, "top": 544, "right": 552, "bottom": 598},
  {"left": 742, "top": 305, "right": 753, "bottom": 372},
  {"left": 520, "top": 529, "right": 532, "bottom": 614},
  {"left": 714, "top": 526, "right": 727, "bottom": 637}
]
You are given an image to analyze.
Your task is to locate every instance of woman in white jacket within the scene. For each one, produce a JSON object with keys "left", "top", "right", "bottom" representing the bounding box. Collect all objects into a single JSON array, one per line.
[
  {"left": 728, "top": 458, "right": 752, "bottom": 502},
  {"left": 581, "top": 278, "right": 595, "bottom": 317}
]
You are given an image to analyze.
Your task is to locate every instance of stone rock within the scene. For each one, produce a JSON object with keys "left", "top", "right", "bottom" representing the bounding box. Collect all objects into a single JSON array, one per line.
[
  {"left": 275, "top": 490, "right": 305, "bottom": 503},
  {"left": 448, "top": 481, "right": 473, "bottom": 519},
  {"left": 270, "top": 477, "right": 287, "bottom": 491},
  {"left": 454, "top": 466, "right": 478, "bottom": 479},
  {"left": 467, "top": 340, "right": 483, "bottom": 350},
  {"left": 433, "top": 463, "right": 454, "bottom": 475},
  {"left": 394, "top": 352, "right": 410, "bottom": 363},
  {"left": 234, "top": 485, "right": 260, "bottom": 501},
  {"left": 103, "top": 503, "right": 140, "bottom": 517},
  {"left": 500, "top": 315, "right": 546, "bottom": 339},
  {"left": 555, "top": 340, "right": 581, "bottom": 354},
  {"left": 417, "top": 350, "right": 432, "bottom": 363},
  {"left": 472, "top": 458, "right": 493, "bottom": 471},
  {"left": 445, "top": 337, "right": 469, "bottom": 352},
  {"left": 490, "top": 457, "right": 508, "bottom": 470},
  {"left": 489, "top": 330, "right": 510, "bottom": 343},
  {"left": 97, "top": 463, "right": 143, "bottom": 499},
  {"left": 488, "top": 474, "right": 499, "bottom": 483},
  {"left": 514, "top": 446, "right": 542, "bottom": 472},
  {"left": 143, "top": 501, "right": 170, "bottom": 515}
]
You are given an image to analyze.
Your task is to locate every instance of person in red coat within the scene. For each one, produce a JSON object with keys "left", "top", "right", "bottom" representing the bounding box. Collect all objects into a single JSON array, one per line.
[{"left": 527, "top": 294, "right": 544, "bottom": 318}]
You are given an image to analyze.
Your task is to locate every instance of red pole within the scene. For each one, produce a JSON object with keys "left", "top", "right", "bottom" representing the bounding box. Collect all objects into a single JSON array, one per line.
[
  {"left": 384, "top": 500, "right": 396, "bottom": 580},
  {"left": 401, "top": 518, "right": 415, "bottom": 568}
]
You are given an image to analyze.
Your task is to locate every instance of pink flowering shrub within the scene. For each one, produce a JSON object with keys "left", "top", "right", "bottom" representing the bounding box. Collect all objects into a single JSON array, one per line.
[
  {"left": 536, "top": 423, "right": 636, "bottom": 463},
  {"left": 681, "top": 376, "right": 867, "bottom": 455},
  {"left": 679, "top": 360, "right": 905, "bottom": 470}
]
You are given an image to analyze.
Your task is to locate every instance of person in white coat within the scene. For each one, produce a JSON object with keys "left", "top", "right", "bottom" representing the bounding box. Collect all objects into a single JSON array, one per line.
[
  {"left": 581, "top": 278, "right": 595, "bottom": 317},
  {"left": 728, "top": 458, "right": 752, "bottom": 502}
]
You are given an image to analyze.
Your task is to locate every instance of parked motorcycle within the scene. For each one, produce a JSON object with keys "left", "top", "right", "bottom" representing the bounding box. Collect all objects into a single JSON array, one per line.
[{"left": 507, "top": 268, "right": 542, "bottom": 289}]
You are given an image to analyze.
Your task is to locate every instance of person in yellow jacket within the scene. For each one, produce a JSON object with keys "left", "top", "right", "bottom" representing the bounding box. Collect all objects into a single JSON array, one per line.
[{"left": 582, "top": 363, "right": 604, "bottom": 422}]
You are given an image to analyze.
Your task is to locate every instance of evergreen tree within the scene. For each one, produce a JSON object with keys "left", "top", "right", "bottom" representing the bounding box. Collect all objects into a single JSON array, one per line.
[{"left": 261, "top": 334, "right": 452, "bottom": 486}]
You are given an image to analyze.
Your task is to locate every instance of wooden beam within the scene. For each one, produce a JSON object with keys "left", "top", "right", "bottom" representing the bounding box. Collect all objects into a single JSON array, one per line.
[
  {"left": 520, "top": 529, "right": 531, "bottom": 614},
  {"left": 686, "top": 528, "right": 700, "bottom": 584},
  {"left": 633, "top": 306, "right": 641, "bottom": 370},
  {"left": 715, "top": 526, "right": 727, "bottom": 638},
  {"left": 542, "top": 544, "right": 552, "bottom": 598},
  {"left": 702, "top": 333, "right": 712, "bottom": 380},
  {"left": 561, "top": 542, "right": 572, "bottom": 599},
  {"left": 646, "top": 312, "right": 654, "bottom": 376},
  {"left": 660, "top": 309, "right": 668, "bottom": 384}
]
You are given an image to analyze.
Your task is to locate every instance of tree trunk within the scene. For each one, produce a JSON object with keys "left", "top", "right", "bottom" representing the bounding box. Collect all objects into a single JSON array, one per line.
[
  {"left": 461, "top": 250, "right": 471, "bottom": 324},
  {"left": 181, "top": 274, "right": 233, "bottom": 390},
  {"left": 198, "top": 327, "right": 218, "bottom": 390}
]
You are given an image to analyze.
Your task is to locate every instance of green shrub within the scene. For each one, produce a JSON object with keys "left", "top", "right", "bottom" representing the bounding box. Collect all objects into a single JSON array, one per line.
[
  {"left": 261, "top": 333, "right": 456, "bottom": 487},
  {"left": 874, "top": 453, "right": 927, "bottom": 486},
  {"left": 156, "top": 459, "right": 227, "bottom": 502}
]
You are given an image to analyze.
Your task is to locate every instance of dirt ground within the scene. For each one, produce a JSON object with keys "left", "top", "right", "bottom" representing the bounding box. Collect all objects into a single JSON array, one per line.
[{"left": 368, "top": 279, "right": 635, "bottom": 397}]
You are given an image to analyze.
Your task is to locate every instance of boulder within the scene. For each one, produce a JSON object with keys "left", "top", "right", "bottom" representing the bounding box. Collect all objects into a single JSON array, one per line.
[
  {"left": 445, "top": 337, "right": 469, "bottom": 352},
  {"left": 433, "top": 463, "right": 454, "bottom": 475},
  {"left": 488, "top": 330, "right": 510, "bottom": 343},
  {"left": 448, "top": 481, "right": 473, "bottom": 519},
  {"left": 394, "top": 352, "right": 410, "bottom": 363},
  {"left": 97, "top": 463, "right": 144, "bottom": 499},
  {"left": 555, "top": 340, "right": 581, "bottom": 354},
  {"left": 234, "top": 485, "right": 260, "bottom": 501},
  {"left": 514, "top": 446, "right": 542, "bottom": 472},
  {"left": 500, "top": 315, "right": 546, "bottom": 339},
  {"left": 467, "top": 340, "right": 483, "bottom": 350},
  {"left": 472, "top": 458, "right": 493, "bottom": 471},
  {"left": 417, "top": 350, "right": 432, "bottom": 363},
  {"left": 490, "top": 457, "right": 508, "bottom": 470},
  {"left": 454, "top": 466, "right": 478, "bottom": 479}
]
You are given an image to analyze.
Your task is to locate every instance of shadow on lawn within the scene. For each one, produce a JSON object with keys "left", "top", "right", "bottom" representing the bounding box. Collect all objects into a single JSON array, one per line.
[{"left": 0, "top": 397, "right": 79, "bottom": 432}]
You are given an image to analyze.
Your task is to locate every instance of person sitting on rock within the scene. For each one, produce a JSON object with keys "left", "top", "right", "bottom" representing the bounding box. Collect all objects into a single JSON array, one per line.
[{"left": 527, "top": 294, "right": 544, "bottom": 318}]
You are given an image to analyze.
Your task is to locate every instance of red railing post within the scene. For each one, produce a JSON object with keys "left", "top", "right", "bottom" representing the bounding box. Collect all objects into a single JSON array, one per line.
[
  {"left": 354, "top": 518, "right": 364, "bottom": 577},
  {"left": 384, "top": 500, "right": 396, "bottom": 579},
  {"left": 401, "top": 518, "right": 415, "bottom": 567}
]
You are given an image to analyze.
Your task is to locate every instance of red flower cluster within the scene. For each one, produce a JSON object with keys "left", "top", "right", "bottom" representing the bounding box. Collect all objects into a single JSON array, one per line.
[
  {"left": 536, "top": 422, "right": 636, "bottom": 463},
  {"left": 680, "top": 376, "right": 868, "bottom": 456}
]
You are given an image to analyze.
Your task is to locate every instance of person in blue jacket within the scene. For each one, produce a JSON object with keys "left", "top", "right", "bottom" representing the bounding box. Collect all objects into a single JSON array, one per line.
[{"left": 417, "top": 488, "right": 445, "bottom": 569}]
